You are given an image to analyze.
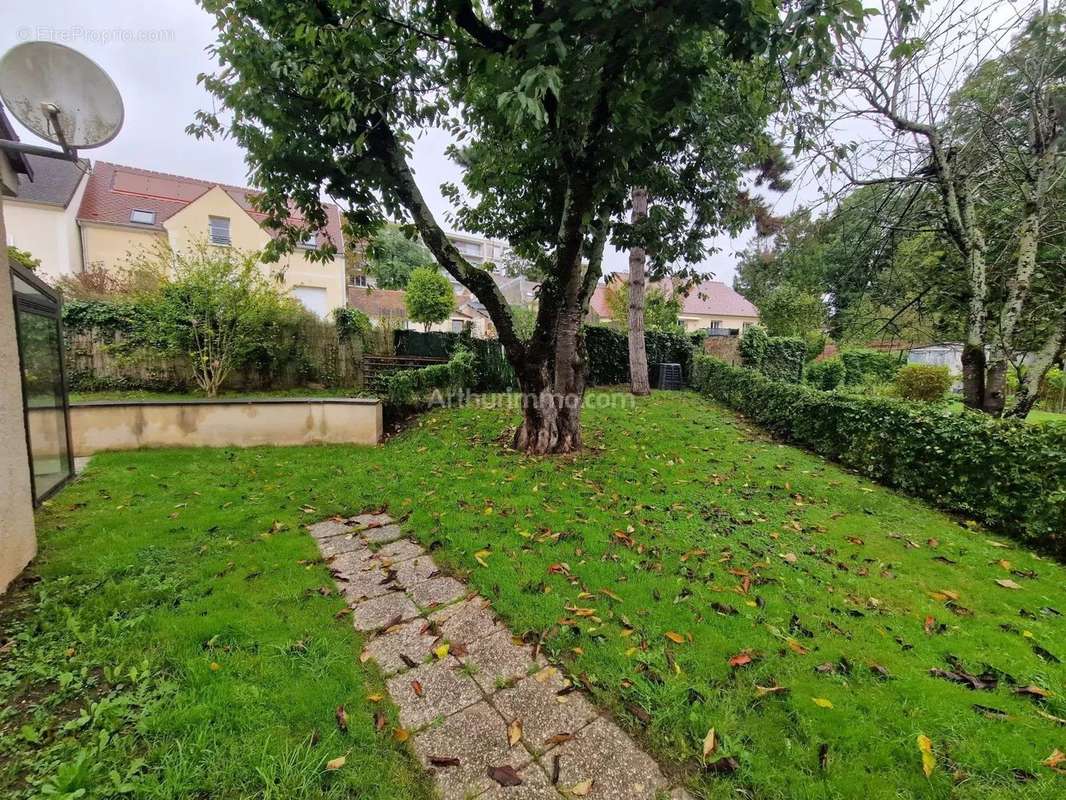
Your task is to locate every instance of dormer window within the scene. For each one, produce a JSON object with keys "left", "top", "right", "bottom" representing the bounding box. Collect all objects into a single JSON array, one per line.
[
  {"left": 300, "top": 232, "right": 318, "bottom": 249},
  {"left": 129, "top": 209, "right": 156, "bottom": 225},
  {"left": 209, "top": 215, "right": 231, "bottom": 246}
]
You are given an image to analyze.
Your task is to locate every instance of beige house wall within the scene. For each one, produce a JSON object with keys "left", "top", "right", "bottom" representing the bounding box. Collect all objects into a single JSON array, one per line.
[
  {"left": 0, "top": 187, "right": 37, "bottom": 594},
  {"left": 80, "top": 221, "right": 165, "bottom": 272},
  {"left": 2, "top": 171, "right": 89, "bottom": 281},
  {"left": 163, "top": 187, "right": 346, "bottom": 315},
  {"left": 678, "top": 313, "right": 759, "bottom": 333},
  {"left": 69, "top": 398, "right": 382, "bottom": 454}
]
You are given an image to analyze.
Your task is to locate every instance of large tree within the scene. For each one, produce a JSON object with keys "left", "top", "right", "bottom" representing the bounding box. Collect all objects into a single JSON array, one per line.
[
  {"left": 193, "top": 0, "right": 851, "bottom": 452},
  {"left": 808, "top": 0, "right": 1066, "bottom": 417}
]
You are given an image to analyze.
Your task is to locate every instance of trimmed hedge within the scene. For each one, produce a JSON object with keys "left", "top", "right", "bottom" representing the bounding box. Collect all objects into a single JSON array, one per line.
[
  {"left": 840, "top": 348, "right": 901, "bottom": 385},
  {"left": 894, "top": 363, "right": 953, "bottom": 402},
  {"left": 584, "top": 325, "right": 695, "bottom": 386},
  {"left": 692, "top": 355, "right": 1066, "bottom": 556},
  {"left": 739, "top": 325, "right": 805, "bottom": 383},
  {"left": 394, "top": 329, "right": 515, "bottom": 392},
  {"left": 805, "top": 358, "right": 845, "bottom": 391},
  {"left": 378, "top": 347, "right": 476, "bottom": 406}
]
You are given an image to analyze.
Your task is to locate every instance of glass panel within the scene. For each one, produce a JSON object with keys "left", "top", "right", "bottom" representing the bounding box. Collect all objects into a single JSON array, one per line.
[{"left": 16, "top": 308, "right": 71, "bottom": 501}]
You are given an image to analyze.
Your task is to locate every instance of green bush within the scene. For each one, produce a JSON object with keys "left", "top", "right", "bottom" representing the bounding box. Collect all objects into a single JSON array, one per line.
[
  {"left": 692, "top": 355, "right": 1066, "bottom": 555},
  {"left": 841, "top": 348, "right": 900, "bottom": 386},
  {"left": 583, "top": 325, "right": 695, "bottom": 386},
  {"left": 894, "top": 364, "right": 953, "bottom": 402},
  {"left": 394, "top": 329, "right": 515, "bottom": 392},
  {"left": 805, "top": 358, "right": 845, "bottom": 391},
  {"left": 740, "top": 325, "right": 805, "bottom": 383},
  {"left": 378, "top": 347, "right": 476, "bottom": 406}
]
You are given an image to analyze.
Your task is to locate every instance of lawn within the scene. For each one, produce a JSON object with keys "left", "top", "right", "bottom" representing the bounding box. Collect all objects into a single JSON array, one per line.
[{"left": 4, "top": 391, "right": 1064, "bottom": 799}]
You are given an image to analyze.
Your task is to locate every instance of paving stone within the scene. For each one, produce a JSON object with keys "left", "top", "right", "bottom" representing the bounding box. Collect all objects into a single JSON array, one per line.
[
  {"left": 374, "top": 539, "right": 424, "bottom": 563},
  {"left": 477, "top": 762, "right": 563, "bottom": 800},
  {"left": 362, "top": 618, "right": 440, "bottom": 675},
  {"left": 339, "top": 565, "right": 397, "bottom": 603},
  {"left": 318, "top": 533, "right": 367, "bottom": 558},
  {"left": 458, "top": 628, "right": 540, "bottom": 693},
  {"left": 308, "top": 519, "right": 353, "bottom": 540},
  {"left": 548, "top": 717, "right": 668, "bottom": 800},
  {"left": 325, "top": 547, "right": 373, "bottom": 578},
  {"left": 386, "top": 658, "right": 482, "bottom": 730},
  {"left": 430, "top": 596, "right": 503, "bottom": 647},
  {"left": 408, "top": 576, "right": 467, "bottom": 610},
  {"left": 352, "top": 592, "right": 419, "bottom": 632},
  {"left": 351, "top": 512, "right": 393, "bottom": 529},
  {"left": 362, "top": 523, "right": 405, "bottom": 545},
  {"left": 393, "top": 554, "right": 441, "bottom": 588},
  {"left": 490, "top": 667, "right": 599, "bottom": 756},
  {"left": 411, "top": 700, "right": 533, "bottom": 800}
]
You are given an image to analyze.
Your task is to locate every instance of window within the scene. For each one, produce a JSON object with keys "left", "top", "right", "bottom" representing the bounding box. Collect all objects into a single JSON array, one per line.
[
  {"left": 453, "top": 240, "right": 482, "bottom": 257},
  {"left": 708, "top": 320, "right": 722, "bottom": 329},
  {"left": 451, "top": 319, "right": 464, "bottom": 333},
  {"left": 353, "top": 274, "right": 368, "bottom": 288},
  {"left": 129, "top": 209, "right": 156, "bottom": 225},
  {"left": 208, "top": 216, "right": 231, "bottom": 246},
  {"left": 299, "top": 231, "right": 318, "bottom": 249}
]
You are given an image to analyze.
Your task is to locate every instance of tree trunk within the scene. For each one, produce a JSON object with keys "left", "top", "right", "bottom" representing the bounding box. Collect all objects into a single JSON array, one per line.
[
  {"left": 982, "top": 358, "right": 1007, "bottom": 416},
  {"left": 627, "top": 187, "right": 650, "bottom": 396},
  {"left": 1005, "top": 321, "right": 1066, "bottom": 419},
  {"left": 961, "top": 343, "right": 985, "bottom": 411},
  {"left": 512, "top": 321, "right": 586, "bottom": 454}
]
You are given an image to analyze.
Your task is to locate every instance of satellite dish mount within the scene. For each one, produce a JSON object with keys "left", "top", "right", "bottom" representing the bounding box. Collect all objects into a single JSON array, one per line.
[{"left": 0, "top": 41, "right": 124, "bottom": 162}]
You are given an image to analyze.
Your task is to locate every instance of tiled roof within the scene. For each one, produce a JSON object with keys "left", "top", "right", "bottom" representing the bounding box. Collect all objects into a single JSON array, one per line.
[
  {"left": 76, "top": 161, "right": 344, "bottom": 250},
  {"left": 346, "top": 286, "right": 409, "bottom": 318},
  {"left": 589, "top": 275, "right": 759, "bottom": 319},
  {"left": 9, "top": 154, "right": 89, "bottom": 207}
]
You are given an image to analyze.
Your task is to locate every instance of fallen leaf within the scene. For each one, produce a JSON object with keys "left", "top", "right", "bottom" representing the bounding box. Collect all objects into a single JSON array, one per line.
[
  {"left": 1014, "top": 685, "right": 1051, "bottom": 700},
  {"left": 780, "top": 552, "right": 798, "bottom": 564},
  {"left": 393, "top": 727, "right": 410, "bottom": 742},
  {"left": 702, "top": 727, "right": 717, "bottom": 757},
  {"left": 474, "top": 549, "right": 491, "bottom": 567},
  {"left": 487, "top": 765, "right": 523, "bottom": 787},
  {"left": 411, "top": 680, "right": 424, "bottom": 697},
  {"left": 507, "top": 719, "right": 523, "bottom": 747},
  {"left": 544, "top": 733, "right": 573, "bottom": 746},
  {"left": 1036, "top": 709, "right": 1066, "bottom": 726},
  {"left": 972, "top": 704, "right": 1009, "bottom": 720},
  {"left": 367, "top": 693, "right": 383, "bottom": 702},
  {"left": 335, "top": 705, "right": 348, "bottom": 732},
  {"left": 434, "top": 643, "right": 450, "bottom": 659},
  {"left": 374, "top": 711, "right": 386, "bottom": 731},
  {"left": 569, "top": 779, "right": 594, "bottom": 795},
  {"left": 818, "top": 743, "right": 829, "bottom": 771},
  {"left": 430, "top": 756, "right": 461, "bottom": 768},
  {"left": 705, "top": 756, "right": 740, "bottom": 774},
  {"left": 812, "top": 697, "right": 834, "bottom": 709},
  {"left": 325, "top": 756, "right": 346, "bottom": 770},
  {"left": 996, "top": 579, "right": 1023, "bottom": 590},
  {"left": 787, "top": 639, "right": 809, "bottom": 656},
  {"left": 728, "top": 651, "right": 754, "bottom": 668},
  {"left": 209, "top": 661, "right": 221, "bottom": 672},
  {"left": 755, "top": 684, "right": 790, "bottom": 698},
  {"left": 665, "top": 631, "right": 686, "bottom": 644},
  {"left": 917, "top": 735, "right": 935, "bottom": 778},
  {"left": 1043, "top": 749, "right": 1066, "bottom": 774}
]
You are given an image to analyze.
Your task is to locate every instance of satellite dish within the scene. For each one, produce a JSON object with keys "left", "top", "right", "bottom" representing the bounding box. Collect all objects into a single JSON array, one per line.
[{"left": 0, "top": 41, "right": 123, "bottom": 151}]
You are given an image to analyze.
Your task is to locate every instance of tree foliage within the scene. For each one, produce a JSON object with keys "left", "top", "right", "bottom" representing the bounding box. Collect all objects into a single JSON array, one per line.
[
  {"left": 404, "top": 267, "right": 455, "bottom": 331},
  {"left": 192, "top": 0, "right": 858, "bottom": 451},
  {"left": 364, "top": 225, "right": 436, "bottom": 289},
  {"left": 605, "top": 282, "right": 683, "bottom": 333}
]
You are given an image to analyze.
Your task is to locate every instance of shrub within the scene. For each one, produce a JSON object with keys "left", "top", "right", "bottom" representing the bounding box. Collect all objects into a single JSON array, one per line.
[
  {"left": 894, "top": 364, "right": 953, "bottom": 402},
  {"left": 583, "top": 325, "right": 695, "bottom": 386},
  {"left": 334, "top": 307, "right": 373, "bottom": 349},
  {"left": 393, "top": 329, "right": 515, "bottom": 391},
  {"left": 840, "top": 348, "right": 900, "bottom": 386},
  {"left": 404, "top": 267, "right": 455, "bottom": 330},
  {"left": 692, "top": 355, "right": 1066, "bottom": 555},
  {"left": 805, "top": 358, "right": 845, "bottom": 391},
  {"left": 740, "top": 325, "right": 804, "bottom": 383},
  {"left": 378, "top": 347, "right": 476, "bottom": 406}
]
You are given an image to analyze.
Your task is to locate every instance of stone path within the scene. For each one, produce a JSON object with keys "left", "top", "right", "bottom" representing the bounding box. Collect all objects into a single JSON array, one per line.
[{"left": 309, "top": 513, "right": 692, "bottom": 800}]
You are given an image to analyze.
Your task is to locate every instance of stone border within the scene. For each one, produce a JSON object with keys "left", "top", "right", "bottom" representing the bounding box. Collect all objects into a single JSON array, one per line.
[{"left": 309, "top": 513, "right": 692, "bottom": 800}]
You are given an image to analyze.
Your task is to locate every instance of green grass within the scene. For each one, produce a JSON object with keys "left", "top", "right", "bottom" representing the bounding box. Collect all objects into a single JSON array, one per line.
[
  {"left": 5, "top": 391, "right": 1065, "bottom": 799},
  {"left": 945, "top": 400, "right": 1066, "bottom": 426}
]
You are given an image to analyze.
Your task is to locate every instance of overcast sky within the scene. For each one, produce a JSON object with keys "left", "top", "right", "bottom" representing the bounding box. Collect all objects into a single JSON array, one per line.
[{"left": 1, "top": 1, "right": 826, "bottom": 285}]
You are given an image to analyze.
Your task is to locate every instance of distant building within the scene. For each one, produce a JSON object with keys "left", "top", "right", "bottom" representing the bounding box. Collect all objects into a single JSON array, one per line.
[
  {"left": 589, "top": 275, "right": 760, "bottom": 334},
  {"left": 907, "top": 343, "right": 964, "bottom": 373},
  {"left": 1, "top": 154, "right": 90, "bottom": 282},
  {"left": 346, "top": 284, "right": 492, "bottom": 337},
  {"left": 446, "top": 232, "right": 509, "bottom": 267}
]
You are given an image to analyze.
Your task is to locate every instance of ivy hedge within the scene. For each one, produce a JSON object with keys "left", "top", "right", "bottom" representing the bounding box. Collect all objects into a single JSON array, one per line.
[
  {"left": 378, "top": 347, "right": 476, "bottom": 406},
  {"left": 584, "top": 325, "right": 696, "bottom": 385},
  {"left": 739, "top": 325, "right": 805, "bottom": 383},
  {"left": 692, "top": 355, "right": 1066, "bottom": 556},
  {"left": 394, "top": 329, "right": 515, "bottom": 392}
]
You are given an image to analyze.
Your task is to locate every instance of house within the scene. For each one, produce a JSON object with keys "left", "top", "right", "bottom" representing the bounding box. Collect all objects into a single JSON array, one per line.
[
  {"left": 75, "top": 162, "right": 347, "bottom": 317},
  {"left": 1, "top": 154, "right": 90, "bottom": 281},
  {"left": 447, "top": 232, "right": 509, "bottom": 267},
  {"left": 589, "top": 275, "right": 760, "bottom": 334},
  {"left": 346, "top": 285, "right": 492, "bottom": 337},
  {"left": 907, "top": 343, "right": 964, "bottom": 373}
]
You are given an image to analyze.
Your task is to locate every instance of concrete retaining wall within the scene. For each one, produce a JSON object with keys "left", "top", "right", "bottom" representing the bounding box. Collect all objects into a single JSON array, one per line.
[{"left": 69, "top": 398, "right": 382, "bottom": 455}]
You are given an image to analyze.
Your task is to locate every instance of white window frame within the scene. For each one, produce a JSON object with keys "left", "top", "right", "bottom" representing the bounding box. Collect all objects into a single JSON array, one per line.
[
  {"left": 208, "top": 215, "right": 231, "bottom": 246},
  {"left": 129, "top": 209, "right": 156, "bottom": 225},
  {"left": 299, "top": 231, "right": 318, "bottom": 249}
]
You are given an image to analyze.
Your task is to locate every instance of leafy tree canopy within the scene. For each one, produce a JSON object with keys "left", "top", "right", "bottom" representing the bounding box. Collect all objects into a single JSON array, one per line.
[
  {"left": 405, "top": 267, "right": 456, "bottom": 330},
  {"left": 365, "top": 224, "right": 437, "bottom": 289}
]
